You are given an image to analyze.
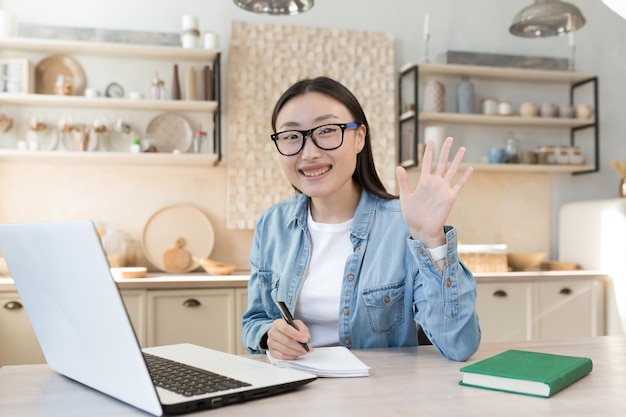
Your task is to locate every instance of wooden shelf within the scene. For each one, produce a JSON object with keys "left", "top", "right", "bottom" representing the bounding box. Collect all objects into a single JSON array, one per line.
[
  {"left": 0, "top": 149, "right": 219, "bottom": 167},
  {"left": 462, "top": 162, "right": 594, "bottom": 174},
  {"left": 0, "top": 38, "right": 219, "bottom": 61},
  {"left": 418, "top": 112, "right": 595, "bottom": 128},
  {"left": 400, "top": 62, "right": 596, "bottom": 84},
  {"left": 0, "top": 93, "right": 218, "bottom": 112}
]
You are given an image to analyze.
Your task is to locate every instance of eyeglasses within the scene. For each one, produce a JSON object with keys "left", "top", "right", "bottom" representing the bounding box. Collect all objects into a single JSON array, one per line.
[{"left": 270, "top": 121, "right": 360, "bottom": 156}]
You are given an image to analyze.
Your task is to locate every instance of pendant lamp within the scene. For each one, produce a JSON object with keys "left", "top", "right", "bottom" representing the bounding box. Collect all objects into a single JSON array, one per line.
[
  {"left": 602, "top": 0, "right": 626, "bottom": 20},
  {"left": 509, "top": 0, "right": 586, "bottom": 38},
  {"left": 233, "top": 0, "right": 314, "bottom": 15}
]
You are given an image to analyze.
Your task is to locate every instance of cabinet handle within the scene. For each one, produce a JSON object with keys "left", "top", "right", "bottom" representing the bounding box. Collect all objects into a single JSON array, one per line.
[
  {"left": 3, "top": 300, "right": 23, "bottom": 310},
  {"left": 559, "top": 287, "right": 572, "bottom": 295},
  {"left": 493, "top": 290, "right": 508, "bottom": 298},
  {"left": 183, "top": 298, "right": 201, "bottom": 308}
]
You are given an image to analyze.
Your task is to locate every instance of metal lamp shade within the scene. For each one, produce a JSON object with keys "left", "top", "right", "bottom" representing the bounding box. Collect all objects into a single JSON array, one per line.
[
  {"left": 234, "top": 0, "right": 314, "bottom": 15},
  {"left": 509, "top": 0, "right": 586, "bottom": 38}
]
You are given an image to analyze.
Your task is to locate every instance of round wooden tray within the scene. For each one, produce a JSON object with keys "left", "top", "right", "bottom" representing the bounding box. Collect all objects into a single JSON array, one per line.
[{"left": 142, "top": 205, "right": 215, "bottom": 273}]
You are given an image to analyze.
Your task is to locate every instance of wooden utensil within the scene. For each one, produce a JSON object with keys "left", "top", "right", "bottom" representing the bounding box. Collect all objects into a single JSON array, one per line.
[
  {"left": 163, "top": 237, "right": 192, "bottom": 272},
  {"left": 192, "top": 256, "right": 237, "bottom": 275}
]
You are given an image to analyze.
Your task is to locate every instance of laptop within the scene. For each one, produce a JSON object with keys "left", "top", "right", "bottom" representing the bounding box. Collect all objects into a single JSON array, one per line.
[{"left": 0, "top": 220, "right": 316, "bottom": 416}]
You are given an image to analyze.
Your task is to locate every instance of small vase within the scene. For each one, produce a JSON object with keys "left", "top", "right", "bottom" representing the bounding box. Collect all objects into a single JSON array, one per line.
[
  {"left": 423, "top": 78, "right": 444, "bottom": 113},
  {"left": 456, "top": 76, "right": 474, "bottom": 114}
]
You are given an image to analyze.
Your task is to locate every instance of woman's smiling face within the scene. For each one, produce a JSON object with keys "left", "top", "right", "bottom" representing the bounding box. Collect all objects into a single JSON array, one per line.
[{"left": 274, "top": 92, "right": 365, "bottom": 201}]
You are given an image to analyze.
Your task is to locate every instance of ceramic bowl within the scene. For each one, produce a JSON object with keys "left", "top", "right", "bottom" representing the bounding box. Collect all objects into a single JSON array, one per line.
[{"left": 507, "top": 252, "right": 547, "bottom": 271}]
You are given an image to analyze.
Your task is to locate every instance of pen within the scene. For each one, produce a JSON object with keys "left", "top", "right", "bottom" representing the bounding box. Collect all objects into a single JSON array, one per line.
[{"left": 275, "top": 300, "right": 310, "bottom": 352}]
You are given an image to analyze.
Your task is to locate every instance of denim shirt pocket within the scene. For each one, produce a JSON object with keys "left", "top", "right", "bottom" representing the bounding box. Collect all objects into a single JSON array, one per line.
[{"left": 361, "top": 281, "right": 405, "bottom": 334}]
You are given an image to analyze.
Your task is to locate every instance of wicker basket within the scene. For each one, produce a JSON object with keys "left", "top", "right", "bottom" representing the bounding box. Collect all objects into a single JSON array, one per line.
[{"left": 458, "top": 244, "right": 508, "bottom": 273}]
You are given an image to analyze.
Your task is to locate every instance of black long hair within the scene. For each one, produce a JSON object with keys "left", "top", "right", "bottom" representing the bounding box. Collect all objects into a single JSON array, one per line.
[{"left": 271, "top": 76, "right": 396, "bottom": 200}]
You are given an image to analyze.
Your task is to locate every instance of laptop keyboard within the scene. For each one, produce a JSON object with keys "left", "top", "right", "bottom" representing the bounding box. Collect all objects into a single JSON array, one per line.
[{"left": 143, "top": 352, "right": 252, "bottom": 397}]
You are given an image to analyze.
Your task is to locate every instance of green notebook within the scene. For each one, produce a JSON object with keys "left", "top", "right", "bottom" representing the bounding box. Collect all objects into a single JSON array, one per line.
[{"left": 459, "top": 349, "right": 593, "bottom": 398}]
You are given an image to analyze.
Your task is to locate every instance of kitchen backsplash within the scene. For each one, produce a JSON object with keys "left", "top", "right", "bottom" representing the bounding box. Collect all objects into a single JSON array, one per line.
[{"left": 0, "top": 161, "right": 551, "bottom": 272}]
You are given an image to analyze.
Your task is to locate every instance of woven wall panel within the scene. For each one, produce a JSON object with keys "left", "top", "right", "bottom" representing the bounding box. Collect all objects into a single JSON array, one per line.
[{"left": 227, "top": 21, "right": 396, "bottom": 229}]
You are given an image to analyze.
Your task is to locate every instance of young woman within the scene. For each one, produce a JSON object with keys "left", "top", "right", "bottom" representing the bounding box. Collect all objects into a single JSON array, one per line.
[{"left": 241, "top": 76, "right": 480, "bottom": 362}]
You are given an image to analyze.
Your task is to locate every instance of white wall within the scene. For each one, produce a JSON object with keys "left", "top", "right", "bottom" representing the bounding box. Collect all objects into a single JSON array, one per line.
[{"left": 1, "top": 0, "right": 625, "bottom": 257}]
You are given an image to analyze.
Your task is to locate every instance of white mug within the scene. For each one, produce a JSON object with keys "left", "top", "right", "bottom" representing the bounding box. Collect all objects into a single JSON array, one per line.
[
  {"left": 424, "top": 126, "right": 446, "bottom": 158},
  {"left": 203, "top": 32, "right": 220, "bottom": 50},
  {"left": 0, "top": 10, "right": 16, "bottom": 38},
  {"left": 84, "top": 88, "right": 100, "bottom": 98}
]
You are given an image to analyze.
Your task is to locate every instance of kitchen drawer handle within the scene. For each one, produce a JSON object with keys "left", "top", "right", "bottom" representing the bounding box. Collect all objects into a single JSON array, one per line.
[
  {"left": 559, "top": 287, "right": 572, "bottom": 295},
  {"left": 493, "top": 290, "right": 507, "bottom": 298},
  {"left": 3, "top": 300, "right": 23, "bottom": 310},
  {"left": 183, "top": 298, "right": 202, "bottom": 308}
]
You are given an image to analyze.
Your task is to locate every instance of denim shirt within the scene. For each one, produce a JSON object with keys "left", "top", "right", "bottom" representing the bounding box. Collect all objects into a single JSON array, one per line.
[{"left": 241, "top": 190, "right": 481, "bottom": 361}]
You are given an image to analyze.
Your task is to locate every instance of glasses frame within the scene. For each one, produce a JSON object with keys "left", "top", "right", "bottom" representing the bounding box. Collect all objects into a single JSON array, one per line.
[{"left": 270, "top": 121, "right": 360, "bottom": 156}]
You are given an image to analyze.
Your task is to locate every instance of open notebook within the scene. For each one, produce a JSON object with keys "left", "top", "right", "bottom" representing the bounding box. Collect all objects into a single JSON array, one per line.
[
  {"left": 0, "top": 220, "right": 316, "bottom": 416},
  {"left": 266, "top": 346, "right": 370, "bottom": 377}
]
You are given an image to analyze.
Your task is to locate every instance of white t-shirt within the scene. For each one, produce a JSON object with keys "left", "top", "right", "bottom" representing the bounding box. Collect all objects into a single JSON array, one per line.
[{"left": 296, "top": 209, "right": 353, "bottom": 347}]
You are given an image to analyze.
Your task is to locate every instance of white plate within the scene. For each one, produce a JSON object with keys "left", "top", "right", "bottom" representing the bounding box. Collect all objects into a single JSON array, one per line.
[
  {"left": 145, "top": 113, "right": 193, "bottom": 153},
  {"left": 142, "top": 205, "right": 215, "bottom": 273}
]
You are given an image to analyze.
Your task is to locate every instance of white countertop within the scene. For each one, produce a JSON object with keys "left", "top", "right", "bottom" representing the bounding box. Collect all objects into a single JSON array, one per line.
[{"left": 0, "top": 270, "right": 610, "bottom": 292}]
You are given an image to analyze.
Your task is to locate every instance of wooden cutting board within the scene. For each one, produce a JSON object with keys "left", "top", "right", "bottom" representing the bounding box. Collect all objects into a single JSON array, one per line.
[{"left": 163, "top": 238, "right": 191, "bottom": 272}]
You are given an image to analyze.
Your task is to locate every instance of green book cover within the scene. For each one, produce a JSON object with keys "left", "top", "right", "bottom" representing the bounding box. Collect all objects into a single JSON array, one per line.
[{"left": 459, "top": 349, "right": 593, "bottom": 397}]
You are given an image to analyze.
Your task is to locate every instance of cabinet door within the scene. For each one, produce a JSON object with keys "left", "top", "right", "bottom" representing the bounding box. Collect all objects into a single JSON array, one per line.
[
  {"left": 235, "top": 288, "right": 248, "bottom": 355},
  {"left": 147, "top": 289, "right": 236, "bottom": 353},
  {"left": 476, "top": 282, "right": 531, "bottom": 342},
  {"left": 534, "top": 280, "right": 605, "bottom": 340},
  {"left": 121, "top": 290, "right": 146, "bottom": 347},
  {"left": 0, "top": 293, "right": 46, "bottom": 365}
]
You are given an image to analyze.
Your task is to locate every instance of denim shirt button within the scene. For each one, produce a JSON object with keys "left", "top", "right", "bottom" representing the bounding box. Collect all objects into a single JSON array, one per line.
[
  {"left": 446, "top": 278, "right": 452, "bottom": 288},
  {"left": 347, "top": 274, "right": 355, "bottom": 281},
  {"left": 342, "top": 308, "right": 349, "bottom": 315},
  {"left": 344, "top": 339, "right": 351, "bottom": 345},
  {"left": 383, "top": 295, "right": 390, "bottom": 304},
  {"left": 417, "top": 248, "right": 424, "bottom": 254}
]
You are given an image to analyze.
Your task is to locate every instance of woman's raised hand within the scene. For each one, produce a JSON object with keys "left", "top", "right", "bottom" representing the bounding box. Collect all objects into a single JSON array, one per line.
[{"left": 395, "top": 137, "right": 473, "bottom": 248}]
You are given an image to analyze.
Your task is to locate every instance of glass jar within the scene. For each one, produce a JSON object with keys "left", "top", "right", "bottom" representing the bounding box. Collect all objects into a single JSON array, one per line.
[
  {"left": 101, "top": 228, "right": 127, "bottom": 268},
  {"left": 151, "top": 72, "right": 166, "bottom": 100},
  {"left": 193, "top": 128, "right": 209, "bottom": 153},
  {"left": 503, "top": 134, "right": 520, "bottom": 164}
]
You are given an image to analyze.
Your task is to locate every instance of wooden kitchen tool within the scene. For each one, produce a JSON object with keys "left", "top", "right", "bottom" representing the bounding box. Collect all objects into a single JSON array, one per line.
[
  {"left": 193, "top": 256, "right": 237, "bottom": 275},
  {"left": 163, "top": 237, "right": 192, "bottom": 272}
]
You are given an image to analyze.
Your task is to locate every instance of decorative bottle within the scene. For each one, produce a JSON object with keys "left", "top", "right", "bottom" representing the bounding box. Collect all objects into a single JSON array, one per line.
[
  {"left": 456, "top": 76, "right": 474, "bottom": 114},
  {"left": 171, "top": 64, "right": 181, "bottom": 100}
]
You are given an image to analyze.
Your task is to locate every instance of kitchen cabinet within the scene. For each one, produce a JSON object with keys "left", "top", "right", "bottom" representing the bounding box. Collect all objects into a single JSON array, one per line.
[
  {"left": 476, "top": 276, "right": 605, "bottom": 343},
  {"left": 235, "top": 288, "right": 248, "bottom": 355},
  {"left": 146, "top": 288, "right": 238, "bottom": 354},
  {"left": 121, "top": 289, "right": 147, "bottom": 347},
  {"left": 0, "top": 37, "right": 222, "bottom": 165},
  {"left": 0, "top": 285, "right": 247, "bottom": 366},
  {"left": 398, "top": 62, "right": 598, "bottom": 174},
  {"left": 0, "top": 292, "right": 45, "bottom": 365}
]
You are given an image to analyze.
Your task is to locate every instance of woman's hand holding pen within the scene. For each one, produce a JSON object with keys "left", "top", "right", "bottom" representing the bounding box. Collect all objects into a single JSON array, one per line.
[
  {"left": 395, "top": 136, "right": 473, "bottom": 248},
  {"left": 267, "top": 318, "right": 312, "bottom": 360}
]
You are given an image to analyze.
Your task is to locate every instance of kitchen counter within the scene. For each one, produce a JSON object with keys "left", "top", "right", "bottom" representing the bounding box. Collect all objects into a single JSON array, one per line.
[{"left": 0, "top": 270, "right": 610, "bottom": 292}]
